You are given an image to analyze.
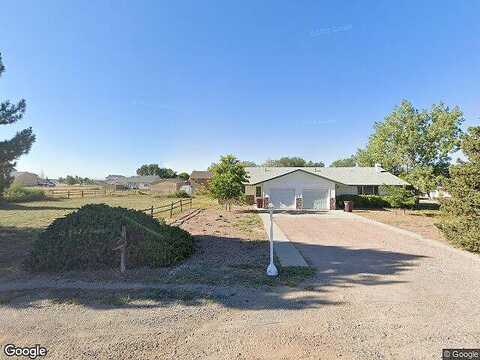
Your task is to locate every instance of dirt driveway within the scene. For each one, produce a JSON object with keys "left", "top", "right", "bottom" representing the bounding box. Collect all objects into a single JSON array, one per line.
[{"left": 274, "top": 212, "right": 480, "bottom": 359}]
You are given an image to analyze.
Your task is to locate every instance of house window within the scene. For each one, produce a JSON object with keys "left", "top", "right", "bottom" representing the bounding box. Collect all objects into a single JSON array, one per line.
[
  {"left": 255, "top": 186, "right": 262, "bottom": 197},
  {"left": 357, "top": 185, "right": 379, "bottom": 195}
]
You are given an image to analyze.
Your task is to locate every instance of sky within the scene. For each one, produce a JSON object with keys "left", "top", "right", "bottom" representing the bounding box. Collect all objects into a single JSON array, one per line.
[{"left": 1, "top": 0, "right": 479, "bottom": 179}]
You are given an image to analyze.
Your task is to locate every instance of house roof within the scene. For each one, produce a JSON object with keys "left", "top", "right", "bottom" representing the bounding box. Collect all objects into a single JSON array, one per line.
[
  {"left": 118, "top": 175, "right": 162, "bottom": 184},
  {"left": 151, "top": 178, "right": 185, "bottom": 185},
  {"left": 190, "top": 171, "right": 213, "bottom": 180},
  {"left": 245, "top": 167, "right": 409, "bottom": 186}
]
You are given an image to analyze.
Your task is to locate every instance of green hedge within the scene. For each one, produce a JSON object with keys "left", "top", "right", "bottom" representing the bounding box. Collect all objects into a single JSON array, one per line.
[
  {"left": 27, "top": 204, "right": 194, "bottom": 272},
  {"left": 336, "top": 194, "right": 391, "bottom": 209},
  {"left": 4, "top": 183, "right": 47, "bottom": 202}
]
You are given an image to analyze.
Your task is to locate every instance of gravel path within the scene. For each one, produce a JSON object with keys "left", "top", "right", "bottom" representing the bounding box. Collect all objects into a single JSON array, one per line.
[{"left": 1, "top": 211, "right": 479, "bottom": 359}]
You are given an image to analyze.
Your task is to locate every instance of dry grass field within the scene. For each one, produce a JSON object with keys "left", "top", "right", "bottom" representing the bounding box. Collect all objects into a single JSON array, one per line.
[{"left": 0, "top": 193, "right": 217, "bottom": 278}]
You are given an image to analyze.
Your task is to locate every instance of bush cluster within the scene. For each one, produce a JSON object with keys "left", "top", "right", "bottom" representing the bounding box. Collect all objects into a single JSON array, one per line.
[
  {"left": 27, "top": 204, "right": 194, "bottom": 272},
  {"left": 3, "top": 183, "right": 47, "bottom": 202},
  {"left": 336, "top": 194, "right": 391, "bottom": 209},
  {"left": 167, "top": 190, "right": 191, "bottom": 198}
]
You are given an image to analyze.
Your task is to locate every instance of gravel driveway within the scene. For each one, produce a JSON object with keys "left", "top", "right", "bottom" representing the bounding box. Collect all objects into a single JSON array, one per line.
[
  {"left": 1, "top": 211, "right": 479, "bottom": 360},
  {"left": 273, "top": 212, "right": 480, "bottom": 359}
]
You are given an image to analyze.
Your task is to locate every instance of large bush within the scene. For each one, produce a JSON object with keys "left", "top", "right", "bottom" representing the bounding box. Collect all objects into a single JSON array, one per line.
[
  {"left": 439, "top": 127, "right": 480, "bottom": 253},
  {"left": 382, "top": 186, "right": 417, "bottom": 209},
  {"left": 336, "top": 194, "right": 391, "bottom": 209},
  {"left": 27, "top": 204, "right": 194, "bottom": 272},
  {"left": 4, "top": 183, "right": 47, "bottom": 202}
]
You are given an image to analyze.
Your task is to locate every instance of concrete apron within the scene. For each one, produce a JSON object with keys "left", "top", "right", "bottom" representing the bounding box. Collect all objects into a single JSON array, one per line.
[{"left": 258, "top": 212, "right": 309, "bottom": 267}]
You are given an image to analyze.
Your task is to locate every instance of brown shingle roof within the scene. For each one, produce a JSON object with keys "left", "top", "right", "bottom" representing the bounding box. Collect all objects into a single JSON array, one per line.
[{"left": 190, "top": 171, "right": 213, "bottom": 180}]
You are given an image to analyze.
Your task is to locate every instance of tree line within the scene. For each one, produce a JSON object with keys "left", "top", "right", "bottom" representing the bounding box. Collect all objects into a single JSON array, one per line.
[{"left": 136, "top": 164, "right": 190, "bottom": 180}]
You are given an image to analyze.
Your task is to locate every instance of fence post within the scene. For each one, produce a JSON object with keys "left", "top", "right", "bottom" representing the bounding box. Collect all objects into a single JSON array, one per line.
[
  {"left": 180, "top": 199, "right": 183, "bottom": 212},
  {"left": 170, "top": 202, "right": 173, "bottom": 218},
  {"left": 81, "top": 190, "right": 84, "bottom": 198},
  {"left": 150, "top": 205, "right": 154, "bottom": 217},
  {"left": 67, "top": 190, "right": 70, "bottom": 199},
  {"left": 190, "top": 198, "right": 192, "bottom": 208}
]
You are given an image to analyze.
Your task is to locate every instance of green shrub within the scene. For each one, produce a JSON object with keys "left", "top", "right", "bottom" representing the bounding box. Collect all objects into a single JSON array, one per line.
[
  {"left": 167, "top": 190, "right": 191, "bottom": 198},
  {"left": 382, "top": 186, "right": 417, "bottom": 209},
  {"left": 3, "top": 183, "right": 47, "bottom": 202},
  {"left": 439, "top": 127, "right": 480, "bottom": 253},
  {"left": 336, "top": 194, "right": 391, "bottom": 209},
  {"left": 26, "top": 204, "right": 194, "bottom": 272}
]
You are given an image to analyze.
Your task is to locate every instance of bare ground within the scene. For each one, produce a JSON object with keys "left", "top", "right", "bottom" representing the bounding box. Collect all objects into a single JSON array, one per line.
[{"left": 354, "top": 209, "right": 446, "bottom": 243}]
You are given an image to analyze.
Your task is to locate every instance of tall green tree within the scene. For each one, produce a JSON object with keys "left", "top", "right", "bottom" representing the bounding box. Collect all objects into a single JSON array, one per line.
[
  {"left": 263, "top": 157, "right": 324, "bottom": 167},
  {"left": 178, "top": 172, "right": 190, "bottom": 181},
  {"left": 440, "top": 127, "right": 480, "bottom": 252},
  {"left": 0, "top": 53, "right": 35, "bottom": 196},
  {"left": 330, "top": 155, "right": 357, "bottom": 167},
  {"left": 357, "top": 100, "right": 463, "bottom": 192},
  {"left": 136, "top": 164, "right": 176, "bottom": 178},
  {"left": 209, "top": 155, "right": 248, "bottom": 210}
]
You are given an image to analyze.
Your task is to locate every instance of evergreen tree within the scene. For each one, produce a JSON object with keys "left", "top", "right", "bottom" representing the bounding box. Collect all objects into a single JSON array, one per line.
[
  {"left": 0, "top": 52, "right": 35, "bottom": 196},
  {"left": 440, "top": 127, "right": 480, "bottom": 252}
]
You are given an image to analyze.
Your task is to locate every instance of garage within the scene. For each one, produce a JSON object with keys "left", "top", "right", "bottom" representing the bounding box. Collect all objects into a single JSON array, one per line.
[
  {"left": 302, "top": 189, "right": 329, "bottom": 210},
  {"left": 269, "top": 188, "right": 295, "bottom": 209}
]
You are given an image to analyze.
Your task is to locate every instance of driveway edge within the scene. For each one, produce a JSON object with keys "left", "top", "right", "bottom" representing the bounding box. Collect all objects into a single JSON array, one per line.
[{"left": 258, "top": 213, "right": 309, "bottom": 267}]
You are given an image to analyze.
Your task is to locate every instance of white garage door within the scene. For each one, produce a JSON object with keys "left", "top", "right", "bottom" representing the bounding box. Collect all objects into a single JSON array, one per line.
[
  {"left": 270, "top": 189, "right": 296, "bottom": 209},
  {"left": 303, "top": 189, "right": 329, "bottom": 210}
]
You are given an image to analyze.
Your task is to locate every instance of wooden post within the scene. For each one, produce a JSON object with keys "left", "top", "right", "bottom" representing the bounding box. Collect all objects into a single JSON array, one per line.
[
  {"left": 67, "top": 190, "right": 70, "bottom": 199},
  {"left": 180, "top": 199, "right": 183, "bottom": 212},
  {"left": 190, "top": 198, "right": 192, "bottom": 208},
  {"left": 81, "top": 190, "right": 84, "bottom": 198},
  {"left": 150, "top": 205, "right": 154, "bottom": 217},
  {"left": 120, "top": 226, "right": 126, "bottom": 273},
  {"left": 170, "top": 202, "right": 173, "bottom": 218},
  {"left": 113, "top": 225, "right": 127, "bottom": 273}
]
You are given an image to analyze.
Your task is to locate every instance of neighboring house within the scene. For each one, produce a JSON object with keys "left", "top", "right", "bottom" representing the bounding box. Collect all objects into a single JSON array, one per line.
[
  {"left": 244, "top": 165, "right": 409, "bottom": 210},
  {"left": 105, "top": 175, "right": 127, "bottom": 185},
  {"left": 150, "top": 178, "right": 186, "bottom": 194},
  {"left": 120, "top": 175, "right": 162, "bottom": 189},
  {"left": 428, "top": 186, "right": 451, "bottom": 199},
  {"left": 190, "top": 171, "right": 213, "bottom": 187},
  {"left": 12, "top": 171, "right": 41, "bottom": 187}
]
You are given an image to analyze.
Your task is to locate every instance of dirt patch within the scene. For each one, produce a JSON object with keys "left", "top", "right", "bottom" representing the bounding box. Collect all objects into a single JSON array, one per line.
[{"left": 354, "top": 209, "right": 446, "bottom": 243}]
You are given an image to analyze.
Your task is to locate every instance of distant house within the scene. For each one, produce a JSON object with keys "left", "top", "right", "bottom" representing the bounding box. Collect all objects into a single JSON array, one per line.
[
  {"left": 12, "top": 171, "right": 41, "bottom": 187},
  {"left": 190, "top": 171, "right": 213, "bottom": 187},
  {"left": 150, "top": 178, "right": 186, "bottom": 195},
  {"left": 121, "top": 175, "right": 161, "bottom": 189},
  {"left": 105, "top": 175, "right": 127, "bottom": 185}
]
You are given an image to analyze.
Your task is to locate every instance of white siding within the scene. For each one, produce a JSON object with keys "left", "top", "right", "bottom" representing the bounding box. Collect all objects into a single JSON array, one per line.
[{"left": 262, "top": 171, "right": 336, "bottom": 209}]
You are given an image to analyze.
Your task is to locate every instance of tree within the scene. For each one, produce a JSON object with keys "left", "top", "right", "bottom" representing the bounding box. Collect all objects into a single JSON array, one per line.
[
  {"left": 382, "top": 186, "right": 416, "bottom": 212},
  {"left": 178, "top": 172, "right": 190, "bottom": 181},
  {"left": 0, "top": 52, "right": 35, "bottom": 196},
  {"left": 239, "top": 160, "right": 257, "bottom": 167},
  {"left": 209, "top": 154, "right": 248, "bottom": 210},
  {"left": 263, "top": 157, "right": 324, "bottom": 167},
  {"left": 136, "top": 164, "right": 176, "bottom": 178},
  {"left": 356, "top": 100, "right": 463, "bottom": 193},
  {"left": 330, "top": 155, "right": 357, "bottom": 167},
  {"left": 439, "top": 127, "right": 480, "bottom": 252}
]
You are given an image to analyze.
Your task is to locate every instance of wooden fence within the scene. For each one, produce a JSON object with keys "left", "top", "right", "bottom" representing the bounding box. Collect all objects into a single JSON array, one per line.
[
  {"left": 45, "top": 188, "right": 107, "bottom": 198},
  {"left": 139, "top": 198, "right": 193, "bottom": 218}
]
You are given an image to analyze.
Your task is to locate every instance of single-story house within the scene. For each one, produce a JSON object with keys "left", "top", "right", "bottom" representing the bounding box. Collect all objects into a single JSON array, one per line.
[
  {"left": 244, "top": 165, "right": 409, "bottom": 210},
  {"left": 119, "top": 175, "right": 162, "bottom": 190},
  {"left": 190, "top": 171, "right": 213, "bottom": 188},
  {"left": 150, "top": 178, "right": 186, "bottom": 194},
  {"left": 12, "top": 171, "right": 41, "bottom": 187},
  {"left": 105, "top": 175, "right": 127, "bottom": 185}
]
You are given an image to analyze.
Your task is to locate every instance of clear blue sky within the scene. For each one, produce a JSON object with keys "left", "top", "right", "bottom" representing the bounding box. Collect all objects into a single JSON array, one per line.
[{"left": 1, "top": 0, "right": 479, "bottom": 178}]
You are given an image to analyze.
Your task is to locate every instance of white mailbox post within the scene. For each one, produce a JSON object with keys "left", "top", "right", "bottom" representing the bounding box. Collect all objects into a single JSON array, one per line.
[{"left": 267, "top": 203, "right": 279, "bottom": 277}]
